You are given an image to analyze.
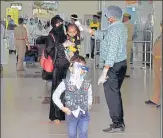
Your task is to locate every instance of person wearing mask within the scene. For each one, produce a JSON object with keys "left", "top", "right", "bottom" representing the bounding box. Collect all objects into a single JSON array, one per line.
[
  {"left": 145, "top": 21, "right": 162, "bottom": 107},
  {"left": 122, "top": 13, "right": 134, "bottom": 77},
  {"left": 38, "top": 20, "right": 43, "bottom": 30},
  {"left": 87, "top": 6, "right": 127, "bottom": 132},
  {"left": 34, "top": 17, "right": 39, "bottom": 24},
  {"left": 45, "top": 16, "right": 70, "bottom": 124},
  {"left": 1, "top": 22, "right": 8, "bottom": 71},
  {"left": 26, "top": 18, "right": 37, "bottom": 45},
  {"left": 84, "top": 20, "right": 91, "bottom": 58},
  {"left": 7, "top": 15, "right": 17, "bottom": 54},
  {"left": 44, "top": 20, "right": 51, "bottom": 33},
  {"left": 14, "top": 18, "right": 30, "bottom": 71},
  {"left": 23, "top": 18, "right": 28, "bottom": 28},
  {"left": 86, "top": 15, "right": 100, "bottom": 59}
]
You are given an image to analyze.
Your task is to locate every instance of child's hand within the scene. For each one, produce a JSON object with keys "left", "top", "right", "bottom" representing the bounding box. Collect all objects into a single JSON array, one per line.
[
  {"left": 61, "top": 107, "right": 71, "bottom": 115},
  {"left": 71, "top": 43, "right": 75, "bottom": 47},
  {"left": 69, "top": 51, "right": 74, "bottom": 57},
  {"left": 63, "top": 40, "right": 71, "bottom": 48}
]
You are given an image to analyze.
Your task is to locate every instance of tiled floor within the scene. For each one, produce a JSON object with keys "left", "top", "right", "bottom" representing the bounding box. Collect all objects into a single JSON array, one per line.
[{"left": 1, "top": 54, "right": 161, "bottom": 138}]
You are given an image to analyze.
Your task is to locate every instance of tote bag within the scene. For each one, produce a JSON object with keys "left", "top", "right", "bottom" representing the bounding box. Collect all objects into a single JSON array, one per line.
[{"left": 40, "top": 34, "right": 57, "bottom": 73}]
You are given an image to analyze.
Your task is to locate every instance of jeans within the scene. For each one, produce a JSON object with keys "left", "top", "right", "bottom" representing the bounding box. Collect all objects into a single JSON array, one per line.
[
  {"left": 65, "top": 112, "right": 90, "bottom": 138},
  {"left": 103, "top": 60, "right": 127, "bottom": 124}
]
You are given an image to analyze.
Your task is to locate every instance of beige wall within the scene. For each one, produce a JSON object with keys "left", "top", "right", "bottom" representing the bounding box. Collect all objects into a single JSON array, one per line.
[
  {"left": 105, "top": 1, "right": 127, "bottom": 9},
  {"left": 1, "top": 1, "right": 98, "bottom": 21},
  {"left": 58, "top": 1, "right": 98, "bottom": 20}
]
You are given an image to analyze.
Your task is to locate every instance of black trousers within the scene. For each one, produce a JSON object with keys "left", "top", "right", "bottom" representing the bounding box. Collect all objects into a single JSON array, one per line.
[
  {"left": 103, "top": 60, "right": 127, "bottom": 124},
  {"left": 91, "top": 38, "right": 95, "bottom": 58},
  {"left": 49, "top": 58, "right": 69, "bottom": 121}
]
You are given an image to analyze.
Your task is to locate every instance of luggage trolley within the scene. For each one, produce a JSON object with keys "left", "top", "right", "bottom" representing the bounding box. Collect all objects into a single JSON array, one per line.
[
  {"left": 35, "top": 35, "right": 47, "bottom": 62},
  {"left": 23, "top": 36, "right": 39, "bottom": 67}
]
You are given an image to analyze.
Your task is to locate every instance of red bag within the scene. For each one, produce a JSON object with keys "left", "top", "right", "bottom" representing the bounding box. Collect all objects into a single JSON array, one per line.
[
  {"left": 40, "top": 34, "right": 57, "bottom": 73},
  {"left": 40, "top": 50, "right": 54, "bottom": 72}
]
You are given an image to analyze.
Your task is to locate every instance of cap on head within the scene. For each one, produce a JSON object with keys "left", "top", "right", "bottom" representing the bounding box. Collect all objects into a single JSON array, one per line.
[
  {"left": 93, "top": 15, "right": 100, "bottom": 19},
  {"left": 123, "top": 13, "right": 131, "bottom": 19},
  {"left": 71, "top": 14, "right": 78, "bottom": 20},
  {"left": 97, "top": 11, "right": 102, "bottom": 15},
  {"left": 105, "top": 5, "right": 122, "bottom": 20}
]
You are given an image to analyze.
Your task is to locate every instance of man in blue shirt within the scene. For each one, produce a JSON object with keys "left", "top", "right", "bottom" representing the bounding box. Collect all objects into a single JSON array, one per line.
[{"left": 90, "top": 6, "right": 128, "bottom": 133}]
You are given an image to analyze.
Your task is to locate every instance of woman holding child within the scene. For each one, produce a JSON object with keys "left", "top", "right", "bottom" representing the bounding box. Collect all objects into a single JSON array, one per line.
[{"left": 45, "top": 15, "right": 81, "bottom": 124}]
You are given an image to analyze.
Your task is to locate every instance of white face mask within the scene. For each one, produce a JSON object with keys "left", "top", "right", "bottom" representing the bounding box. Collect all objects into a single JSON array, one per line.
[{"left": 80, "top": 73, "right": 86, "bottom": 79}]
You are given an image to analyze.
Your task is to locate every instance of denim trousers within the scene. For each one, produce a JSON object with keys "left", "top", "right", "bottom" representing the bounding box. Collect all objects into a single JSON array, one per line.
[{"left": 65, "top": 112, "right": 90, "bottom": 138}]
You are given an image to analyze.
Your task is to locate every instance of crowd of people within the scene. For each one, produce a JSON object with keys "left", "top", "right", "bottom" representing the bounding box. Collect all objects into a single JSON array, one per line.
[{"left": 0, "top": 5, "right": 162, "bottom": 138}]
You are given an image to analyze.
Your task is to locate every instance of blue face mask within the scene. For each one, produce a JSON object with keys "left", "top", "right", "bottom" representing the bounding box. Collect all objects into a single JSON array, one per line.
[{"left": 80, "top": 65, "right": 89, "bottom": 72}]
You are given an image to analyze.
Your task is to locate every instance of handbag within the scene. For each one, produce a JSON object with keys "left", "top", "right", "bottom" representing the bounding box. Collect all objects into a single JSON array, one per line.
[
  {"left": 41, "top": 69, "right": 53, "bottom": 80},
  {"left": 40, "top": 34, "right": 57, "bottom": 73}
]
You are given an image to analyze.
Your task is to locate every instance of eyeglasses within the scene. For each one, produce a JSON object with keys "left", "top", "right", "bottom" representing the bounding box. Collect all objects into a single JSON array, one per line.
[
  {"left": 72, "top": 62, "right": 89, "bottom": 72},
  {"left": 79, "top": 65, "right": 89, "bottom": 72}
]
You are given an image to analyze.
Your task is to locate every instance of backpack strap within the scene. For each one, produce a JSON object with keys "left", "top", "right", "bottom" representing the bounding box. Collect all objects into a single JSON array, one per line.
[{"left": 49, "top": 33, "right": 58, "bottom": 63}]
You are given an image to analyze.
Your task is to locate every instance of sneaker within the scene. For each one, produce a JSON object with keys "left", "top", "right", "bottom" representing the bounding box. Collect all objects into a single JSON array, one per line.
[
  {"left": 9, "top": 50, "right": 12, "bottom": 54},
  {"left": 125, "top": 75, "right": 130, "bottom": 78},
  {"left": 85, "top": 54, "right": 89, "bottom": 59},
  {"left": 103, "top": 123, "right": 125, "bottom": 133},
  {"left": 145, "top": 100, "right": 157, "bottom": 105}
]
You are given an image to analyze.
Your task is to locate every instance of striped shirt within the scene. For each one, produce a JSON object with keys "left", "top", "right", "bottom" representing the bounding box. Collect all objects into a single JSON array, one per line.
[{"left": 94, "top": 21, "right": 128, "bottom": 67}]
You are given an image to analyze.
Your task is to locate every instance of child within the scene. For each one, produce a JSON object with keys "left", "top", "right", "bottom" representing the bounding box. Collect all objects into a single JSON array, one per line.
[
  {"left": 52, "top": 55, "right": 92, "bottom": 138},
  {"left": 66, "top": 24, "right": 81, "bottom": 56}
]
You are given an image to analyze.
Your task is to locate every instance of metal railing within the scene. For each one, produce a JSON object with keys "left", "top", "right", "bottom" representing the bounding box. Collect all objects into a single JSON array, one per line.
[{"left": 132, "top": 30, "right": 153, "bottom": 69}]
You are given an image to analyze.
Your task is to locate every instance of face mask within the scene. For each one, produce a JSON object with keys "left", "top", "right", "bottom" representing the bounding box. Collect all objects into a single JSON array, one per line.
[
  {"left": 7, "top": 18, "right": 10, "bottom": 21},
  {"left": 10, "top": 21, "right": 14, "bottom": 25},
  {"left": 80, "top": 73, "right": 86, "bottom": 79},
  {"left": 24, "top": 20, "right": 27, "bottom": 24},
  {"left": 58, "top": 24, "right": 63, "bottom": 29},
  {"left": 108, "top": 21, "right": 111, "bottom": 26},
  {"left": 30, "top": 21, "right": 34, "bottom": 25},
  {"left": 55, "top": 24, "right": 64, "bottom": 33}
]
